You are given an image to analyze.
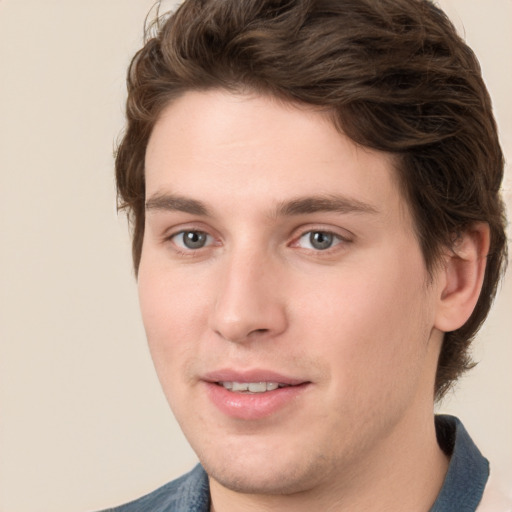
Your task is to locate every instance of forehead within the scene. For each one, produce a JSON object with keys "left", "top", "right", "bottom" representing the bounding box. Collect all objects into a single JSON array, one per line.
[{"left": 145, "top": 89, "right": 408, "bottom": 224}]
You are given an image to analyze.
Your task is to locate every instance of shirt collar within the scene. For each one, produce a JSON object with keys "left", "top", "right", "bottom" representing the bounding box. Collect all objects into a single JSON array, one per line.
[{"left": 430, "top": 414, "right": 489, "bottom": 511}]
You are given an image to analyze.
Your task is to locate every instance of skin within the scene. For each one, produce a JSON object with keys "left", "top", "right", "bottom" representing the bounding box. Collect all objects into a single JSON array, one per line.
[{"left": 139, "top": 90, "right": 487, "bottom": 511}]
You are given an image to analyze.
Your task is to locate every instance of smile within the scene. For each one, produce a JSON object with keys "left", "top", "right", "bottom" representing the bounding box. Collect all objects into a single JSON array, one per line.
[
  {"left": 218, "top": 381, "right": 290, "bottom": 393},
  {"left": 205, "top": 376, "right": 310, "bottom": 420}
]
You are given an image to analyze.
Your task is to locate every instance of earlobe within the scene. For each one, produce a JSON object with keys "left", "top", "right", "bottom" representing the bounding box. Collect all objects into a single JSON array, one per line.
[{"left": 434, "top": 223, "right": 490, "bottom": 332}]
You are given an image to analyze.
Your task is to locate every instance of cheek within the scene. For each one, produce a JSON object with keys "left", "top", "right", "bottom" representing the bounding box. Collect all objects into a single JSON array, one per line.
[
  {"left": 139, "top": 251, "right": 209, "bottom": 329},
  {"left": 297, "top": 254, "right": 434, "bottom": 390},
  {"left": 137, "top": 260, "right": 209, "bottom": 382}
]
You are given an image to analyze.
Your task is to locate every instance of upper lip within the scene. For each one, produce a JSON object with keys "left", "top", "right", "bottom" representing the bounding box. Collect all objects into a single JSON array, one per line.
[{"left": 202, "top": 369, "right": 308, "bottom": 386}]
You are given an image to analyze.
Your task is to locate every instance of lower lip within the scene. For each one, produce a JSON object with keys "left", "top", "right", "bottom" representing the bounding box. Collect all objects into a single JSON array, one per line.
[{"left": 204, "top": 382, "right": 309, "bottom": 420}]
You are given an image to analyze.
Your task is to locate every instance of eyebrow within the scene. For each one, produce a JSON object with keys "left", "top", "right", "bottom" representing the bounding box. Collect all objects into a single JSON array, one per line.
[
  {"left": 145, "top": 193, "right": 210, "bottom": 216},
  {"left": 145, "top": 192, "right": 378, "bottom": 217},
  {"left": 275, "top": 195, "right": 379, "bottom": 217}
]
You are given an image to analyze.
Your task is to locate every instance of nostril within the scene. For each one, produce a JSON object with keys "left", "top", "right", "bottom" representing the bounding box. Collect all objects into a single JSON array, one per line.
[
  {"left": 246, "top": 328, "right": 272, "bottom": 339},
  {"left": 214, "top": 326, "right": 271, "bottom": 344}
]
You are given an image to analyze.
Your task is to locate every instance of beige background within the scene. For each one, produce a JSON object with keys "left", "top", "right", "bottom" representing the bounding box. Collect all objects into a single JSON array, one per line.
[{"left": 0, "top": 1, "right": 510, "bottom": 511}]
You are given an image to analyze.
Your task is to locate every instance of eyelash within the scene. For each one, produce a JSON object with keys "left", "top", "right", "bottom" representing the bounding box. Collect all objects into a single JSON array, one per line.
[
  {"left": 292, "top": 230, "right": 349, "bottom": 253},
  {"left": 167, "top": 229, "right": 216, "bottom": 255},
  {"left": 165, "top": 228, "right": 351, "bottom": 257}
]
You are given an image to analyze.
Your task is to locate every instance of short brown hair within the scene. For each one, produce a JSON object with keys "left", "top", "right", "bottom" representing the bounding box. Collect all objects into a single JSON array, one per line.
[{"left": 116, "top": 0, "right": 507, "bottom": 400}]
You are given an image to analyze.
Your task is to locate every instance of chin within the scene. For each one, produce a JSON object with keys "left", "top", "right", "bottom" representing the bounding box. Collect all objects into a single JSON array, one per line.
[
  {"left": 207, "top": 464, "right": 311, "bottom": 495},
  {"left": 199, "top": 445, "right": 331, "bottom": 496}
]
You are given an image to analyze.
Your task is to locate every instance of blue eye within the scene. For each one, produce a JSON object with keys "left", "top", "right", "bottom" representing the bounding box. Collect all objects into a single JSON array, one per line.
[
  {"left": 172, "top": 230, "right": 212, "bottom": 250},
  {"left": 297, "top": 231, "right": 341, "bottom": 250}
]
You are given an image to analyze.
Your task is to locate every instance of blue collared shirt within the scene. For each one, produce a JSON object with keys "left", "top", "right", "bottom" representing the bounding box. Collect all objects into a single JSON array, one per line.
[{"left": 101, "top": 415, "right": 489, "bottom": 512}]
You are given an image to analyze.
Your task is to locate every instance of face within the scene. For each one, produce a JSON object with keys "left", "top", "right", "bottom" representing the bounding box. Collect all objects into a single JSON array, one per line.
[{"left": 139, "top": 90, "right": 445, "bottom": 497}]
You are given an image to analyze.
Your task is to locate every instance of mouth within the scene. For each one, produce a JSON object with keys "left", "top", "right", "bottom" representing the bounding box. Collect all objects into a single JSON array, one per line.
[
  {"left": 202, "top": 371, "right": 310, "bottom": 419},
  {"left": 216, "top": 381, "right": 293, "bottom": 393}
]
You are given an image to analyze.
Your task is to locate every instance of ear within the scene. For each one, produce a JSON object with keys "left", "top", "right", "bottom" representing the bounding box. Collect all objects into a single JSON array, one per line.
[{"left": 434, "top": 223, "right": 490, "bottom": 332}]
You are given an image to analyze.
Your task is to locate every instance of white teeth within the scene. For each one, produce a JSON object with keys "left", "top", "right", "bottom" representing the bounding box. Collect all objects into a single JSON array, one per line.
[
  {"left": 248, "top": 382, "right": 267, "bottom": 393},
  {"left": 219, "top": 381, "right": 282, "bottom": 393},
  {"left": 232, "top": 382, "right": 250, "bottom": 392}
]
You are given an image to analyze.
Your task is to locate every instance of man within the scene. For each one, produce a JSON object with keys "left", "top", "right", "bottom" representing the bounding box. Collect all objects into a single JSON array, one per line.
[{"left": 104, "top": 0, "right": 509, "bottom": 510}]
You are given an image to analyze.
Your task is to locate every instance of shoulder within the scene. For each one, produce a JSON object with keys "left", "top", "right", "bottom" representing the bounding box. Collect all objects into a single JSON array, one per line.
[{"left": 97, "top": 464, "right": 210, "bottom": 512}]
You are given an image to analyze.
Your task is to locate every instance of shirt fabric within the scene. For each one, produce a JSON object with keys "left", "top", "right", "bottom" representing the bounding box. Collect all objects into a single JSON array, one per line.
[{"left": 101, "top": 415, "right": 506, "bottom": 512}]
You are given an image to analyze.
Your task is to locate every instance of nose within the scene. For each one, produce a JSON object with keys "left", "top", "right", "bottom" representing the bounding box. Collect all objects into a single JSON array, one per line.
[{"left": 209, "top": 250, "right": 288, "bottom": 344}]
